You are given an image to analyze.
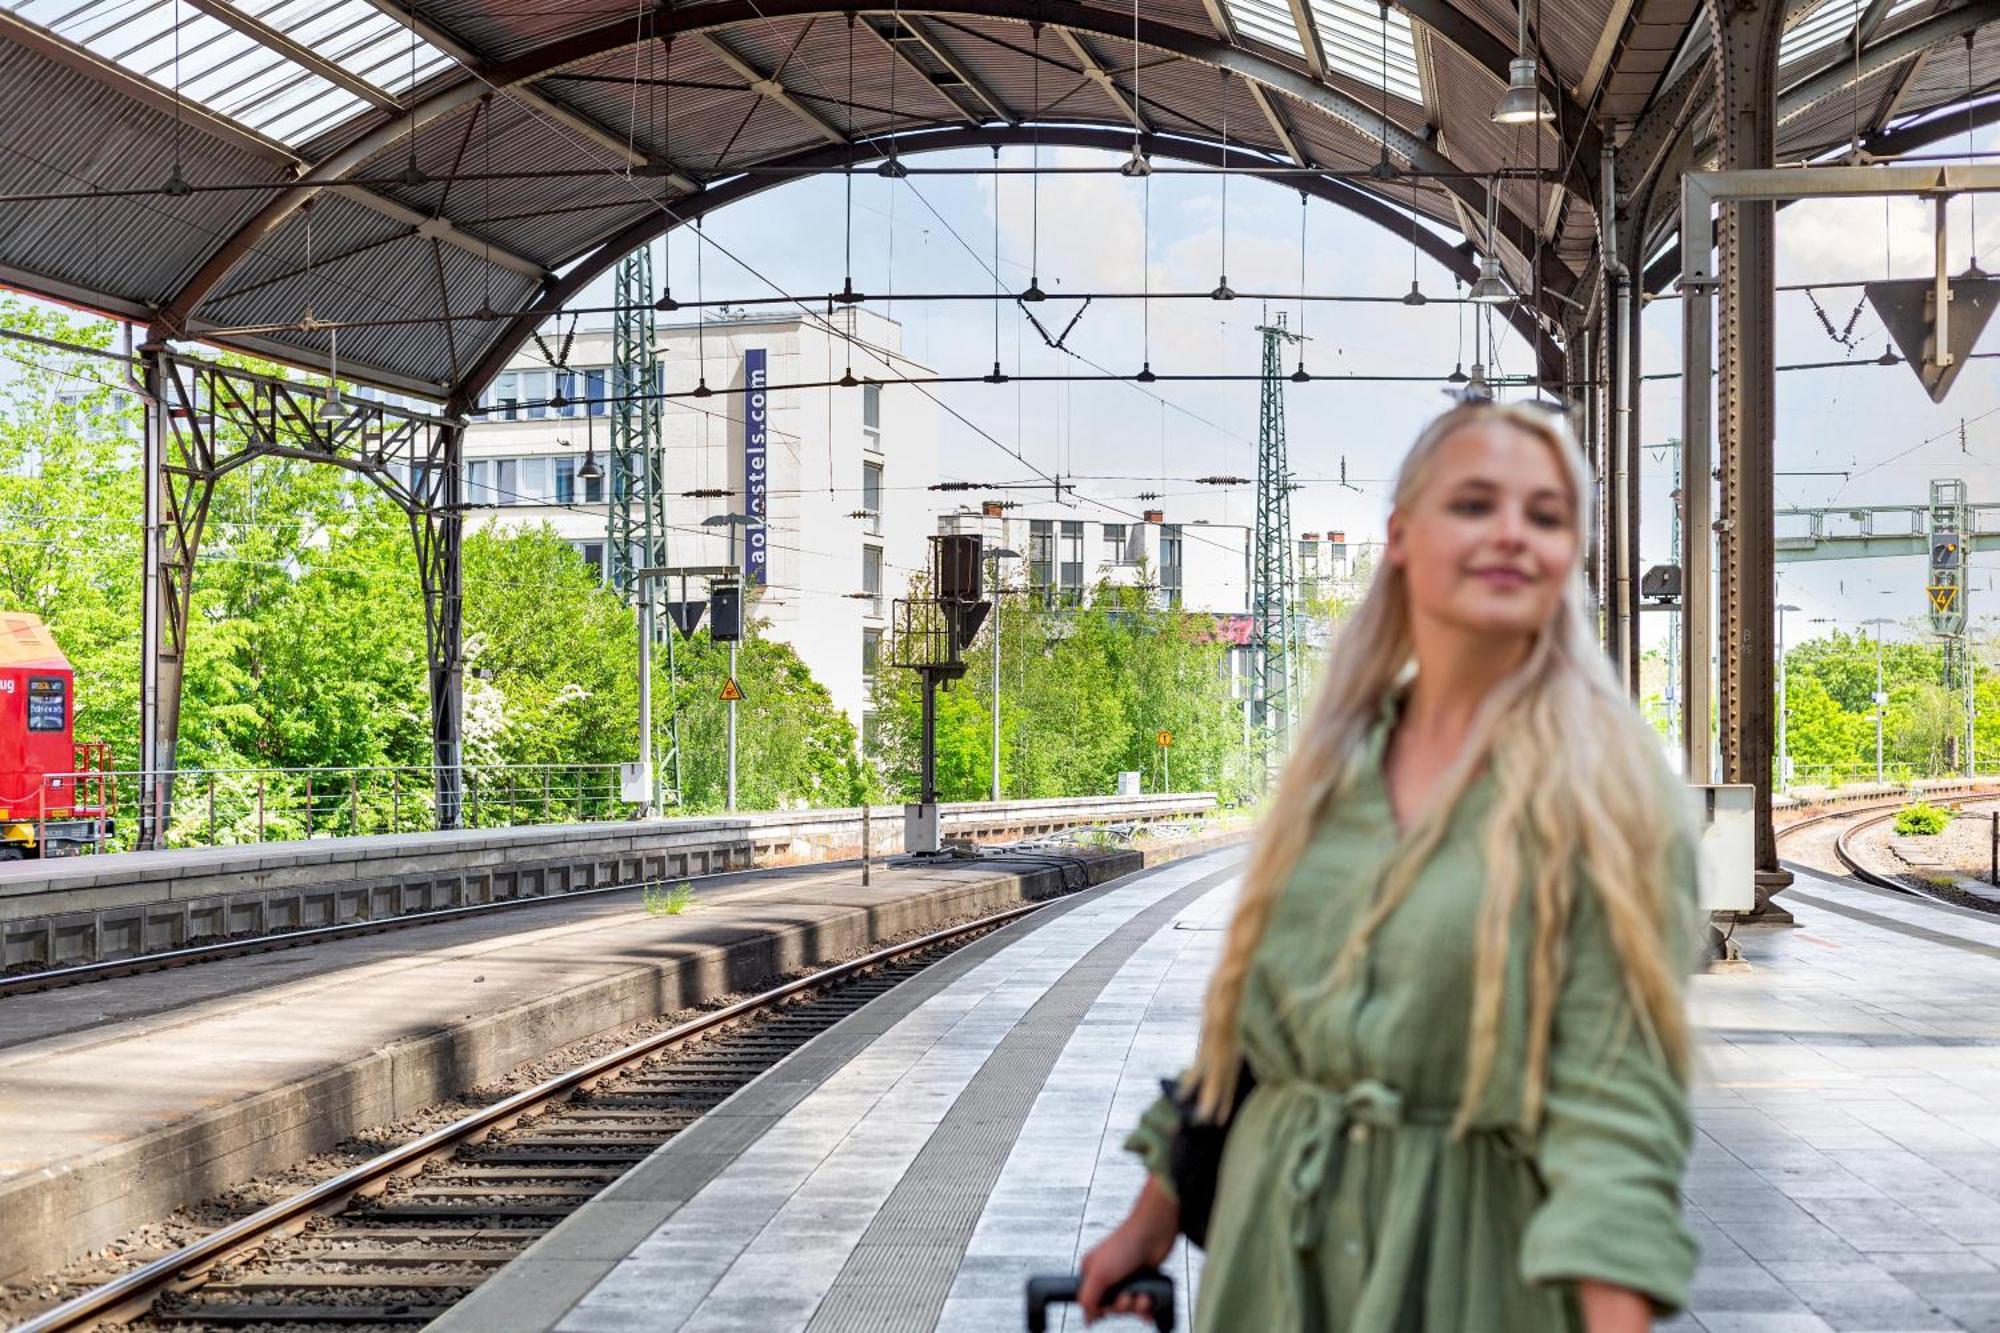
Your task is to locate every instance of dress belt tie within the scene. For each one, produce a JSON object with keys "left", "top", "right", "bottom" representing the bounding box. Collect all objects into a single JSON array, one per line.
[{"left": 1272, "top": 1078, "right": 1456, "bottom": 1251}]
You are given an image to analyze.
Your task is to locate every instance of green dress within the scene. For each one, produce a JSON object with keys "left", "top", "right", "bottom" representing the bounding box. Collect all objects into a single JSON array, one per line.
[{"left": 1126, "top": 718, "right": 1699, "bottom": 1332}]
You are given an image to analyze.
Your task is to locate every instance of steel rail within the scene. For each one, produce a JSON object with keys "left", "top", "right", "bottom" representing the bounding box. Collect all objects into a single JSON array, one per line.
[
  {"left": 1832, "top": 807, "right": 1914, "bottom": 891},
  {"left": 8, "top": 895, "right": 1051, "bottom": 1333}
]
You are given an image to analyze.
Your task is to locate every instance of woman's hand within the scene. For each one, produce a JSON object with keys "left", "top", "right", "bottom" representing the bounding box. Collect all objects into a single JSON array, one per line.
[
  {"left": 1577, "top": 1280, "right": 1653, "bottom": 1333},
  {"left": 1077, "top": 1178, "right": 1180, "bottom": 1324}
]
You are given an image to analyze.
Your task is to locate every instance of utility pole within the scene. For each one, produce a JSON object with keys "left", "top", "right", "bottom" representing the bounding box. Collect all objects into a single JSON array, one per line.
[
  {"left": 610, "top": 244, "right": 678, "bottom": 808},
  {"left": 986, "top": 547, "right": 1020, "bottom": 802},
  {"left": 1865, "top": 617, "right": 1894, "bottom": 785},
  {"left": 1252, "top": 310, "right": 1303, "bottom": 787},
  {"left": 1776, "top": 600, "right": 1799, "bottom": 794}
]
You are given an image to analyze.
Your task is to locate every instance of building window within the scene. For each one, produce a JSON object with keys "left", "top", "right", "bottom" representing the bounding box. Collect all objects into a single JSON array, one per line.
[
  {"left": 1028, "top": 519, "right": 1053, "bottom": 606},
  {"left": 862, "top": 627, "right": 881, "bottom": 679},
  {"left": 863, "top": 544, "right": 884, "bottom": 616},
  {"left": 490, "top": 371, "right": 520, "bottom": 422},
  {"left": 1103, "top": 523, "right": 1128, "bottom": 565},
  {"left": 582, "top": 464, "right": 604, "bottom": 505},
  {"left": 585, "top": 368, "right": 608, "bottom": 416},
  {"left": 1161, "top": 524, "right": 1184, "bottom": 607},
  {"left": 572, "top": 540, "right": 606, "bottom": 574},
  {"left": 554, "top": 456, "right": 576, "bottom": 503},
  {"left": 1059, "top": 520, "right": 1084, "bottom": 606},
  {"left": 862, "top": 381, "right": 882, "bottom": 447},
  {"left": 862, "top": 462, "right": 883, "bottom": 535},
  {"left": 517, "top": 456, "right": 551, "bottom": 502},
  {"left": 862, "top": 710, "right": 880, "bottom": 753},
  {"left": 521, "top": 369, "right": 551, "bottom": 419}
]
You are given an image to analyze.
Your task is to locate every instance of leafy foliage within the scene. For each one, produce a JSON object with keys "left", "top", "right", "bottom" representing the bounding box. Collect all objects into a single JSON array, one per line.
[
  {"left": 1894, "top": 801, "right": 1952, "bottom": 836},
  {"left": 0, "top": 298, "right": 858, "bottom": 821},
  {"left": 867, "top": 579, "right": 1279, "bottom": 805}
]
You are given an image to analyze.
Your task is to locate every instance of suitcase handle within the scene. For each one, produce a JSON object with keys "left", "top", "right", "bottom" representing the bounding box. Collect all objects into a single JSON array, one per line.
[{"left": 1025, "top": 1267, "right": 1174, "bottom": 1331}]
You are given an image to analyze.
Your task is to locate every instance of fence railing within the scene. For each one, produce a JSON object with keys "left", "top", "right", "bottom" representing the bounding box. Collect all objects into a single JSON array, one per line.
[{"left": 38, "top": 764, "right": 636, "bottom": 853}]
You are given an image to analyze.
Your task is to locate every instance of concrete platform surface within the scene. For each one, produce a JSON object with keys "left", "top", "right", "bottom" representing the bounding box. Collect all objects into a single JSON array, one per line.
[
  {"left": 0, "top": 838, "right": 1239, "bottom": 1283},
  {"left": 439, "top": 859, "right": 2000, "bottom": 1333}
]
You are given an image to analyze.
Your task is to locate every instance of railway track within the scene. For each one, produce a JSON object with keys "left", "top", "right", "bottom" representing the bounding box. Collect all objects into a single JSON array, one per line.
[
  {"left": 1776, "top": 789, "right": 2000, "bottom": 899},
  {"left": 10, "top": 899, "right": 1048, "bottom": 1332}
]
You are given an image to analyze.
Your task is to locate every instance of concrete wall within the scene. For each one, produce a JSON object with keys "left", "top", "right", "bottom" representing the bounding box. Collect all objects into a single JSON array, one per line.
[{"left": 0, "top": 793, "right": 1218, "bottom": 969}]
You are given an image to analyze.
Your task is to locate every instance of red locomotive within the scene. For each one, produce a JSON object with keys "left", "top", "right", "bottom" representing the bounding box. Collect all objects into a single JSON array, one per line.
[{"left": 0, "top": 613, "right": 111, "bottom": 859}]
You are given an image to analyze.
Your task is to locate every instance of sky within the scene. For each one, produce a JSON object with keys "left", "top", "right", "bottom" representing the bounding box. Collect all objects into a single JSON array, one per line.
[
  {"left": 600, "top": 132, "right": 2000, "bottom": 658},
  {"left": 8, "top": 126, "right": 2000, "bottom": 659}
]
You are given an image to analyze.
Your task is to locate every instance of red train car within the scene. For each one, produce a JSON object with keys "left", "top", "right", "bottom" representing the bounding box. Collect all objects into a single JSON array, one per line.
[{"left": 0, "top": 613, "right": 111, "bottom": 859}]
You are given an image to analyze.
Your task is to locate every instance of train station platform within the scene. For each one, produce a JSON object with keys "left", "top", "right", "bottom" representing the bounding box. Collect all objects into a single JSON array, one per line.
[
  {"left": 0, "top": 832, "right": 1240, "bottom": 1285},
  {"left": 438, "top": 855, "right": 2000, "bottom": 1333}
]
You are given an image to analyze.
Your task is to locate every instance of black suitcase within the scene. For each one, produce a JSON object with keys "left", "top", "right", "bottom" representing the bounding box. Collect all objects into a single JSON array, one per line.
[{"left": 1025, "top": 1267, "right": 1175, "bottom": 1331}]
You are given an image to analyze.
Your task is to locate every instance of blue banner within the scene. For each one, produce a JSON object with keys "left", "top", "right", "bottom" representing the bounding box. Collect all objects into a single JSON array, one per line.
[{"left": 743, "top": 348, "right": 768, "bottom": 585}]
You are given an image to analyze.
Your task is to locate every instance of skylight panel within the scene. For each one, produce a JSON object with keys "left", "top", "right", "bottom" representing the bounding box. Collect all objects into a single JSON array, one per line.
[
  {"left": 1, "top": 0, "right": 454, "bottom": 147},
  {"left": 1223, "top": 0, "right": 1421, "bottom": 102},
  {"left": 1780, "top": 0, "right": 1926, "bottom": 66},
  {"left": 1311, "top": 0, "right": 1421, "bottom": 103},
  {"left": 1226, "top": 0, "right": 1308, "bottom": 58}
]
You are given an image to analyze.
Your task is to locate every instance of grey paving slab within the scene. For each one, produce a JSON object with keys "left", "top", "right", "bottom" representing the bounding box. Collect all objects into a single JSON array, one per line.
[
  {"left": 464, "top": 858, "right": 2000, "bottom": 1333},
  {"left": 434, "top": 849, "right": 1242, "bottom": 1333}
]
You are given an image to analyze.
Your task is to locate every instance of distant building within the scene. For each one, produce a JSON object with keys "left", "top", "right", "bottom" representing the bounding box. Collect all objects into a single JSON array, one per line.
[
  {"left": 935, "top": 501, "right": 1250, "bottom": 613},
  {"left": 462, "top": 308, "right": 939, "bottom": 734},
  {"left": 935, "top": 502, "right": 1375, "bottom": 720}
]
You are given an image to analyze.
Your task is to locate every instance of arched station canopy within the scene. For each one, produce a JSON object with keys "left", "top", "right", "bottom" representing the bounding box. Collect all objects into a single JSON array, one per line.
[{"left": 1, "top": 0, "right": 1997, "bottom": 404}]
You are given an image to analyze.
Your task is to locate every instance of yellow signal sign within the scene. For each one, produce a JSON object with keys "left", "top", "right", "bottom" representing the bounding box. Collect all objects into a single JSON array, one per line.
[
  {"left": 1928, "top": 584, "right": 1959, "bottom": 615},
  {"left": 720, "top": 677, "right": 745, "bottom": 702},
  {"left": 1156, "top": 729, "right": 1174, "bottom": 748}
]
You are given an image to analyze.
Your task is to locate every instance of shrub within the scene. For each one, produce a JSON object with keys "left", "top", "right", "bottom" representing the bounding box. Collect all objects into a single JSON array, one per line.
[{"left": 1894, "top": 802, "right": 1952, "bottom": 836}]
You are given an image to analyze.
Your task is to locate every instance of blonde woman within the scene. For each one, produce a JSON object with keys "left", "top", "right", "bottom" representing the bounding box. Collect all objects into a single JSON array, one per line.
[{"left": 1078, "top": 402, "right": 1699, "bottom": 1331}]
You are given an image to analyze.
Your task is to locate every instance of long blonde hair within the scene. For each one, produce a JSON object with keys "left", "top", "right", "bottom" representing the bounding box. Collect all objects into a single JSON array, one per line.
[{"left": 1189, "top": 401, "right": 1693, "bottom": 1132}]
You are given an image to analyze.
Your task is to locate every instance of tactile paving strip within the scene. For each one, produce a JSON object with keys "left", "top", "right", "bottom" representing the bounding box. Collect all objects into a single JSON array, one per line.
[{"left": 804, "top": 863, "right": 1239, "bottom": 1333}]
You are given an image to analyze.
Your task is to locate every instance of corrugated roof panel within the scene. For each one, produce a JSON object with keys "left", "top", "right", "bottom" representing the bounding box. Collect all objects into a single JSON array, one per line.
[
  {"left": 0, "top": 38, "right": 282, "bottom": 308},
  {"left": 411, "top": 0, "right": 634, "bottom": 64}
]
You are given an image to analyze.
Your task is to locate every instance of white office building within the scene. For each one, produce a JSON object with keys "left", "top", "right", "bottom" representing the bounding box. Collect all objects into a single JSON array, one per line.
[
  {"left": 935, "top": 500, "right": 1248, "bottom": 613},
  {"left": 463, "top": 308, "right": 939, "bottom": 731}
]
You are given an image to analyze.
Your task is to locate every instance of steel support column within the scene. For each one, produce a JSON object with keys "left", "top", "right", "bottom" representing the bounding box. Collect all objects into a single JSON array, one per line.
[
  {"left": 412, "top": 424, "right": 465, "bottom": 831},
  {"left": 135, "top": 351, "right": 466, "bottom": 841},
  {"left": 1707, "top": 0, "right": 1790, "bottom": 917},
  {"left": 1621, "top": 220, "right": 1645, "bottom": 698},
  {"left": 139, "top": 350, "right": 221, "bottom": 849}
]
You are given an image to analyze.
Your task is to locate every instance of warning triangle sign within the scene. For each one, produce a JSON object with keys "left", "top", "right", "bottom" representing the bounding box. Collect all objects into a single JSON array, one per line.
[
  {"left": 1929, "top": 584, "right": 1959, "bottom": 615},
  {"left": 720, "top": 677, "right": 745, "bottom": 703},
  {"left": 1865, "top": 270, "right": 2000, "bottom": 403}
]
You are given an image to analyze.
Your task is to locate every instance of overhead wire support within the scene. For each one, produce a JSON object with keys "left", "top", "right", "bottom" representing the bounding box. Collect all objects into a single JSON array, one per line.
[
  {"left": 1253, "top": 309, "right": 1305, "bottom": 787},
  {"left": 609, "top": 243, "right": 679, "bottom": 809}
]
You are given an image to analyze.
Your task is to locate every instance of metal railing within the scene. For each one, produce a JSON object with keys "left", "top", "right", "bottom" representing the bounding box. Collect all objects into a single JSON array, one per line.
[{"left": 37, "top": 763, "right": 637, "bottom": 853}]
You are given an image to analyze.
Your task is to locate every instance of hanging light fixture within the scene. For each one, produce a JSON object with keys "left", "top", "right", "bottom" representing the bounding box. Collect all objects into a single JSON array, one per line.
[
  {"left": 1492, "top": 4, "right": 1554, "bottom": 124},
  {"left": 1447, "top": 362, "right": 1470, "bottom": 384},
  {"left": 1402, "top": 279, "right": 1427, "bottom": 306},
  {"left": 1468, "top": 187, "right": 1512, "bottom": 304},
  {"left": 320, "top": 324, "right": 346, "bottom": 419},
  {"left": 1468, "top": 254, "right": 1511, "bottom": 303},
  {"left": 578, "top": 447, "right": 603, "bottom": 484}
]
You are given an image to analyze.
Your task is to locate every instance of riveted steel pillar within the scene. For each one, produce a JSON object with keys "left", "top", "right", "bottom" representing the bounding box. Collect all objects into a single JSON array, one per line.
[
  {"left": 1708, "top": 0, "right": 1792, "bottom": 919},
  {"left": 414, "top": 422, "right": 465, "bottom": 830}
]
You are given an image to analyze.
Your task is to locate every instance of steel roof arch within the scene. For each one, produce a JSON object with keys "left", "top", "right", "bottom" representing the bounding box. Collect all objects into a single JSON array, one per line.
[{"left": 443, "top": 123, "right": 1568, "bottom": 416}]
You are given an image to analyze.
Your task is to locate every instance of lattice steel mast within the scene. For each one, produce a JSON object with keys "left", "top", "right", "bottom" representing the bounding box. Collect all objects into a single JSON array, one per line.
[
  {"left": 609, "top": 245, "right": 679, "bottom": 806},
  {"left": 1253, "top": 311, "right": 1302, "bottom": 785}
]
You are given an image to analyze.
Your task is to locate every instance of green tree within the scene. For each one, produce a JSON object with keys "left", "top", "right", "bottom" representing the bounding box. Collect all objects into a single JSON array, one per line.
[{"left": 1782, "top": 673, "right": 1871, "bottom": 784}]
